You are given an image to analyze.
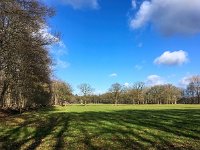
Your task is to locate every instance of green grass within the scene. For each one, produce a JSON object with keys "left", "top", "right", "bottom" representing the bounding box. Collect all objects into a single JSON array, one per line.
[{"left": 0, "top": 104, "right": 200, "bottom": 150}]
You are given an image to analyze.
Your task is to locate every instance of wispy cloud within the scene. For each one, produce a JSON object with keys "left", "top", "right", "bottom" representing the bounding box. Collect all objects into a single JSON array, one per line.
[
  {"left": 146, "top": 75, "right": 165, "bottom": 86},
  {"left": 50, "top": 41, "right": 70, "bottom": 69},
  {"left": 109, "top": 73, "right": 118, "bottom": 77},
  {"left": 179, "top": 74, "right": 193, "bottom": 87},
  {"left": 60, "top": 0, "right": 99, "bottom": 10},
  {"left": 56, "top": 59, "right": 70, "bottom": 69},
  {"left": 134, "top": 65, "right": 143, "bottom": 70},
  {"left": 154, "top": 50, "right": 188, "bottom": 66},
  {"left": 34, "top": 24, "right": 59, "bottom": 43},
  {"left": 132, "top": 0, "right": 137, "bottom": 9}
]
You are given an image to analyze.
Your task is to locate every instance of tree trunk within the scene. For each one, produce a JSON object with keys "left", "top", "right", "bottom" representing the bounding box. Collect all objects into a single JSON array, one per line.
[
  {"left": 198, "top": 96, "right": 200, "bottom": 104},
  {"left": 132, "top": 99, "right": 135, "bottom": 105},
  {"left": 0, "top": 81, "right": 9, "bottom": 108},
  {"left": 115, "top": 99, "right": 118, "bottom": 105}
]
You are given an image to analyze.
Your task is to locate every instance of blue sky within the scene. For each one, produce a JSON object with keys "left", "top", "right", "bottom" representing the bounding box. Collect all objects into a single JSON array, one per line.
[{"left": 43, "top": 0, "right": 200, "bottom": 94}]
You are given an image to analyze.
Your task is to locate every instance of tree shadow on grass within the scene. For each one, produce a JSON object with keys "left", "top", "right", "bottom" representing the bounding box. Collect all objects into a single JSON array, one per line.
[
  {"left": 0, "top": 113, "right": 70, "bottom": 150},
  {"left": 0, "top": 108, "right": 200, "bottom": 150}
]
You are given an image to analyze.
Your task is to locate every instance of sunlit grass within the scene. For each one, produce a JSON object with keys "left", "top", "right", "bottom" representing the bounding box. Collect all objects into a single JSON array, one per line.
[{"left": 0, "top": 104, "right": 200, "bottom": 150}]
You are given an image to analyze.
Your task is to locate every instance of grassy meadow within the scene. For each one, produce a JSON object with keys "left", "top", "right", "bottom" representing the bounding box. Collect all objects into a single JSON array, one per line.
[{"left": 0, "top": 104, "right": 200, "bottom": 150}]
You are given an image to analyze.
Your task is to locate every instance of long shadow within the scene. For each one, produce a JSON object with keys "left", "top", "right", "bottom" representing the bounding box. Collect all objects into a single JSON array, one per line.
[
  {"left": 54, "top": 114, "right": 70, "bottom": 150},
  {"left": 25, "top": 116, "right": 59, "bottom": 150},
  {"left": 0, "top": 108, "right": 200, "bottom": 150},
  {"left": 67, "top": 109, "right": 200, "bottom": 149},
  {"left": 1, "top": 113, "right": 70, "bottom": 150}
]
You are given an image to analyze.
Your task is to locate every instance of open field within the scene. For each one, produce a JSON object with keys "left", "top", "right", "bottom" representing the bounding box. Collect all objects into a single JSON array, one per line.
[{"left": 0, "top": 104, "right": 200, "bottom": 150}]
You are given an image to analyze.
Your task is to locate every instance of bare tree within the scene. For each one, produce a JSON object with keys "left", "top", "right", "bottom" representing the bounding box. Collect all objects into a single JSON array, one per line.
[
  {"left": 164, "top": 84, "right": 181, "bottom": 104},
  {"left": 78, "top": 83, "right": 94, "bottom": 105},
  {"left": 52, "top": 80, "right": 73, "bottom": 106},
  {"left": 145, "top": 84, "right": 181, "bottom": 104},
  {"left": 109, "top": 83, "right": 123, "bottom": 105},
  {"left": 186, "top": 75, "right": 200, "bottom": 104},
  {"left": 129, "top": 82, "right": 145, "bottom": 104}
]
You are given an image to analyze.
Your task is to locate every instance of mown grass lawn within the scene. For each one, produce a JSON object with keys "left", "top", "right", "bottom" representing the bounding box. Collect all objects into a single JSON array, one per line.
[{"left": 0, "top": 104, "right": 200, "bottom": 150}]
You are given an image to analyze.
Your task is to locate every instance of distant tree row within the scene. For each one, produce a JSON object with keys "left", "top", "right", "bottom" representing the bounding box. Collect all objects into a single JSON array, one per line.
[
  {"left": 76, "top": 83, "right": 181, "bottom": 105},
  {"left": 52, "top": 75, "right": 200, "bottom": 105}
]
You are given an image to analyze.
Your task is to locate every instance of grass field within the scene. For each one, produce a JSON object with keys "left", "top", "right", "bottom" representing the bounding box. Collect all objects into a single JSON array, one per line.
[{"left": 0, "top": 104, "right": 200, "bottom": 150}]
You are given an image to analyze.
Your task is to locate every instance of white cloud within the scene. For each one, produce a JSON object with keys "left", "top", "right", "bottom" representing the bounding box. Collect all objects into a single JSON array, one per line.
[
  {"left": 130, "top": 0, "right": 200, "bottom": 35},
  {"left": 51, "top": 48, "right": 68, "bottom": 57},
  {"left": 179, "top": 76, "right": 190, "bottom": 87},
  {"left": 58, "top": 41, "right": 66, "bottom": 48},
  {"left": 124, "top": 82, "right": 130, "bottom": 87},
  {"left": 130, "top": 1, "right": 152, "bottom": 29},
  {"left": 37, "top": 24, "right": 59, "bottom": 43},
  {"left": 146, "top": 75, "right": 165, "bottom": 86},
  {"left": 35, "top": 24, "right": 70, "bottom": 70},
  {"left": 57, "top": 59, "right": 70, "bottom": 69},
  {"left": 109, "top": 73, "right": 118, "bottom": 77},
  {"left": 61, "top": 0, "right": 99, "bottom": 9},
  {"left": 179, "top": 75, "right": 194, "bottom": 87},
  {"left": 154, "top": 50, "right": 188, "bottom": 66},
  {"left": 94, "top": 90, "right": 104, "bottom": 95},
  {"left": 50, "top": 39, "right": 70, "bottom": 69}
]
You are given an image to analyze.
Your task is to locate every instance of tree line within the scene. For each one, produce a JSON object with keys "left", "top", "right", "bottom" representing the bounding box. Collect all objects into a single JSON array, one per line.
[
  {"left": 52, "top": 75, "right": 200, "bottom": 105},
  {"left": 0, "top": 0, "right": 57, "bottom": 112}
]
